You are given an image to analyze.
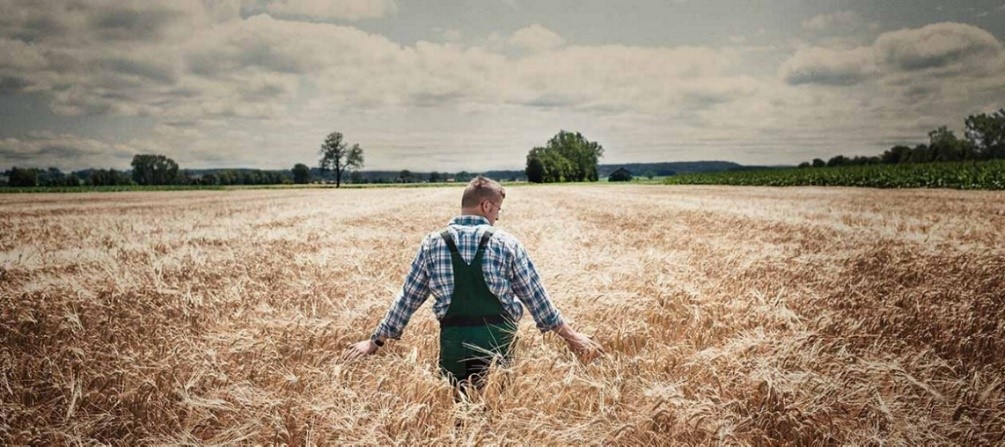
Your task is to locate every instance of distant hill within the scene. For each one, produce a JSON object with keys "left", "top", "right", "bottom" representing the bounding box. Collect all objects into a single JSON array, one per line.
[
  {"left": 597, "top": 161, "right": 743, "bottom": 177},
  {"left": 164, "top": 161, "right": 754, "bottom": 183},
  {"left": 338, "top": 162, "right": 746, "bottom": 182}
]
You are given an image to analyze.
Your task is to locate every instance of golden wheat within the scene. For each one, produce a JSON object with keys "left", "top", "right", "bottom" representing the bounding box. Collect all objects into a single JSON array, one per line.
[{"left": 1, "top": 185, "right": 1003, "bottom": 445}]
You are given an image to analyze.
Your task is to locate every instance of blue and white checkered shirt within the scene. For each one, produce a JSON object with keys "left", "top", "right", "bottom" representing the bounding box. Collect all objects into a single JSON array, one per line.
[{"left": 372, "top": 215, "right": 564, "bottom": 341}]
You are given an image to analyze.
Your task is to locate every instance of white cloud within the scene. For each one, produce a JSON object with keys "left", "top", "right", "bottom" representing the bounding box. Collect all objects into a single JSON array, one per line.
[
  {"left": 0, "top": 38, "right": 48, "bottom": 70},
  {"left": 802, "top": 11, "right": 863, "bottom": 32},
  {"left": 2, "top": 2, "right": 1003, "bottom": 170},
  {"left": 780, "top": 22, "right": 1003, "bottom": 86},
  {"left": 509, "top": 24, "right": 565, "bottom": 52},
  {"left": 0, "top": 132, "right": 139, "bottom": 170},
  {"left": 779, "top": 46, "right": 876, "bottom": 86},
  {"left": 265, "top": 0, "right": 398, "bottom": 21},
  {"left": 0, "top": 5, "right": 830, "bottom": 168},
  {"left": 771, "top": 21, "right": 1005, "bottom": 157},
  {"left": 874, "top": 22, "right": 1001, "bottom": 72}
]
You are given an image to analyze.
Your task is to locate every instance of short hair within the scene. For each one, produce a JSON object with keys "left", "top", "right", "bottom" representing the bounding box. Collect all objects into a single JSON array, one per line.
[{"left": 461, "top": 176, "right": 506, "bottom": 208}]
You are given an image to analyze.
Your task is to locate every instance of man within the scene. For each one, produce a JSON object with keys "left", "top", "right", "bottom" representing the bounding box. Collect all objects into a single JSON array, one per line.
[{"left": 342, "top": 176, "right": 602, "bottom": 387}]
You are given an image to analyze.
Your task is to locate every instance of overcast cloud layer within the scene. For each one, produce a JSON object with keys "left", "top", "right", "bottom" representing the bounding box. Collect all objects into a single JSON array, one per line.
[{"left": 1, "top": 0, "right": 1004, "bottom": 171}]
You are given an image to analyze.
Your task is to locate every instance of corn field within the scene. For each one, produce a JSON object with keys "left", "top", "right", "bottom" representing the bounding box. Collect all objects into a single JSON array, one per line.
[
  {"left": 664, "top": 159, "right": 1005, "bottom": 189},
  {"left": 2, "top": 185, "right": 1004, "bottom": 445}
]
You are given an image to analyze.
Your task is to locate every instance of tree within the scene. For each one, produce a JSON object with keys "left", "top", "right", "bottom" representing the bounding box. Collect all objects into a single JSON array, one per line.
[
  {"left": 397, "top": 170, "right": 415, "bottom": 183},
  {"left": 811, "top": 158, "right": 826, "bottom": 168},
  {"left": 525, "top": 156, "right": 545, "bottom": 183},
  {"left": 131, "top": 154, "right": 180, "bottom": 185},
  {"left": 292, "top": 163, "right": 311, "bottom": 184},
  {"left": 536, "top": 146, "right": 575, "bottom": 182},
  {"left": 644, "top": 170, "right": 656, "bottom": 179},
  {"left": 319, "top": 132, "right": 364, "bottom": 188},
  {"left": 64, "top": 173, "right": 81, "bottom": 187},
  {"left": 850, "top": 156, "right": 879, "bottom": 165},
  {"left": 548, "top": 130, "right": 604, "bottom": 181},
  {"left": 349, "top": 170, "right": 365, "bottom": 184},
  {"left": 826, "top": 155, "right": 849, "bottom": 167},
  {"left": 525, "top": 131, "right": 604, "bottom": 183},
  {"left": 965, "top": 109, "right": 1005, "bottom": 160},
  {"left": 927, "top": 126, "right": 965, "bottom": 162},
  {"left": 907, "top": 144, "right": 933, "bottom": 163},
  {"left": 41, "top": 167, "right": 64, "bottom": 186},
  {"left": 88, "top": 168, "right": 131, "bottom": 186},
  {"left": 7, "top": 167, "right": 39, "bottom": 187},
  {"left": 881, "top": 145, "right": 912, "bottom": 164},
  {"left": 429, "top": 171, "right": 441, "bottom": 183}
]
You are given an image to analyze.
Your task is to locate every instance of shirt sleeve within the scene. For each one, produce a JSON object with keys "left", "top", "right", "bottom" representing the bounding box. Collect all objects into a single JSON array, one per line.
[
  {"left": 372, "top": 235, "right": 432, "bottom": 340},
  {"left": 509, "top": 241, "right": 564, "bottom": 332}
]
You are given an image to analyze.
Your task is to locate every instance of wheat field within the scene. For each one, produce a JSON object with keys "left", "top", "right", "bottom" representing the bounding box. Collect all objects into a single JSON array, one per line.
[{"left": 1, "top": 185, "right": 1003, "bottom": 445}]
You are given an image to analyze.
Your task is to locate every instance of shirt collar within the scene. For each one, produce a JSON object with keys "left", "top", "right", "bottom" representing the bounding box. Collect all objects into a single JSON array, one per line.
[{"left": 449, "top": 215, "right": 491, "bottom": 227}]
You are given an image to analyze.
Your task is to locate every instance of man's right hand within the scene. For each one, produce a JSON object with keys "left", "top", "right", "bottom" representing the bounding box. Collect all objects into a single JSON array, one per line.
[{"left": 341, "top": 339, "right": 378, "bottom": 362}]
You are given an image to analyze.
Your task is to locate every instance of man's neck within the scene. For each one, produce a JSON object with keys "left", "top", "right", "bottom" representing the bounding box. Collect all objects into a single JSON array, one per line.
[{"left": 460, "top": 209, "right": 487, "bottom": 219}]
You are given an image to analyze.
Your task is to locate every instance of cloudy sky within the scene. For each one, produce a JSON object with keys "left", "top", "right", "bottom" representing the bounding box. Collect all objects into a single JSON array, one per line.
[{"left": 1, "top": 0, "right": 1004, "bottom": 172}]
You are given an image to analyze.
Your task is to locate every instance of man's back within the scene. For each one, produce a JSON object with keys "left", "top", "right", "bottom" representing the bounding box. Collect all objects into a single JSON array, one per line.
[
  {"left": 373, "top": 215, "right": 563, "bottom": 341},
  {"left": 342, "top": 175, "right": 603, "bottom": 374}
]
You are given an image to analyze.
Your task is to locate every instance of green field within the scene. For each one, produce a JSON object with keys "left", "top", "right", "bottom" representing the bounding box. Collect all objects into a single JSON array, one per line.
[{"left": 664, "top": 159, "right": 1005, "bottom": 189}]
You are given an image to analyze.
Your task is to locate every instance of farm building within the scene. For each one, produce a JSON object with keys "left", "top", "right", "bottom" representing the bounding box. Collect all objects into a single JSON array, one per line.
[{"left": 608, "top": 167, "right": 633, "bottom": 182}]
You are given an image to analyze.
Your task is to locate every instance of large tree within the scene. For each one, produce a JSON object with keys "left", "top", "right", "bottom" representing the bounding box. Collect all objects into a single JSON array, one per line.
[
  {"left": 131, "top": 154, "right": 180, "bottom": 185},
  {"left": 525, "top": 130, "right": 604, "bottom": 183},
  {"left": 549, "top": 130, "right": 604, "bottom": 181},
  {"left": 319, "top": 131, "right": 364, "bottom": 188}
]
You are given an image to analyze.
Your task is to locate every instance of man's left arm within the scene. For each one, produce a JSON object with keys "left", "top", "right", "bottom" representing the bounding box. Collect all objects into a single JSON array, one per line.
[
  {"left": 508, "top": 240, "right": 604, "bottom": 362},
  {"left": 508, "top": 242, "right": 564, "bottom": 332}
]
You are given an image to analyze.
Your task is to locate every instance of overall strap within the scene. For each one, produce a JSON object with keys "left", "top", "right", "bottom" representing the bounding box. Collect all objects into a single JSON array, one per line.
[
  {"left": 440, "top": 230, "right": 459, "bottom": 255},
  {"left": 440, "top": 229, "right": 496, "bottom": 256},
  {"left": 478, "top": 229, "right": 495, "bottom": 251}
]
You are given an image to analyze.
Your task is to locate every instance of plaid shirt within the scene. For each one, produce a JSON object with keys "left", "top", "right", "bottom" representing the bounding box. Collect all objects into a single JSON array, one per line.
[{"left": 372, "top": 215, "right": 564, "bottom": 341}]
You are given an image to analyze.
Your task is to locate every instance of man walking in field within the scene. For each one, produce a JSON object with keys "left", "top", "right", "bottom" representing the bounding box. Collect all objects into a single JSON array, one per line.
[{"left": 342, "top": 176, "right": 602, "bottom": 388}]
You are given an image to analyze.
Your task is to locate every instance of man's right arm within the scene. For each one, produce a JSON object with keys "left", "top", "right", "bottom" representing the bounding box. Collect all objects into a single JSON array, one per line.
[
  {"left": 342, "top": 236, "right": 432, "bottom": 361},
  {"left": 371, "top": 240, "right": 432, "bottom": 341}
]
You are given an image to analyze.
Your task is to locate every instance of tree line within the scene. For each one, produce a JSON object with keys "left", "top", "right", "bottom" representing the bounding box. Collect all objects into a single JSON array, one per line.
[
  {"left": 798, "top": 109, "right": 1005, "bottom": 168},
  {"left": 2, "top": 127, "right": 499, "bottom": 188},
  {"left": 4, "top": 129, "right": 613, "bottom": 188},
  {"left": 2, "top": 155, "right": 293, "bottom": 187}
]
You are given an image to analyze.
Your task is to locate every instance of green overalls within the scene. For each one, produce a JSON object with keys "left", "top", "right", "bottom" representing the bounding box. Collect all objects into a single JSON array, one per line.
[{"left": 438, "top": 229, "right": 517, "bottom": 387}]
